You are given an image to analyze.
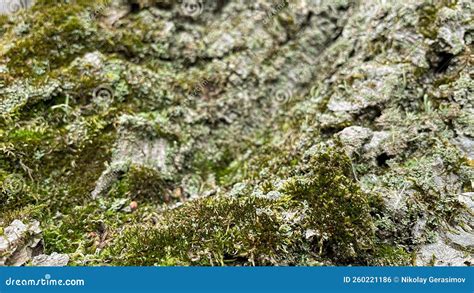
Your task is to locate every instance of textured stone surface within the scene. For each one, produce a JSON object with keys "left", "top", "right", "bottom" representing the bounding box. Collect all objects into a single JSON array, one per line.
[
  {"left": 0, "top": 220, "right": 42, "bottom": 266},
  {"left": 32, "top": 252, "right": 70, "bottom": 267},
  {"left": 417, "top": 239, "right": 472, "bottom": 266}
]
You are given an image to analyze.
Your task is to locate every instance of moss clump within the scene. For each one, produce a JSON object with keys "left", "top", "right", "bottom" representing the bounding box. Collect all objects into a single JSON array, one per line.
[
  {"left": 105, "top": 147, "right": 380, "bottom": 266},
  {"left": 417, "top": 2, "right": 441, "bottom": 39},
  {"left": 417, "top": 0, "right": 456, "bottom": 39},
  {"left": 4, "top": 4, "right": 97, "bottom": 78},
  {"left": 370, "top": 245, "right": 412, "bottom": 266},
  {"left": 0, "top": 204, "right": 46, "bottom": 228},
  {"left": 109, "top": 165, "right": 169, "bottom": 202},
  {"left": 42, "top": 198, "right": 136, "bottom": 258},
  {"left": 282, "top": 147, "right": 375, "bottom": 263},
  {"left": 106, "top": 196, "right": 304, "bottom": 266}
]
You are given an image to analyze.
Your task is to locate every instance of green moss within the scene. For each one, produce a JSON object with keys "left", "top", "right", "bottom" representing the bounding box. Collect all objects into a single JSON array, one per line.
[
  {"left": 106, "top": 195, "right": 305, "bottom": 266},
  {"left": 42, "top": 198, "right": 135, "bottom": 258},
  {"left": 5, "top": 5, "right": 96, "bottom": 78},
  {"left": 0, "top": 204, "right": 46, "bottom": 227},
  {"left": 104, "top": 147, "right": 382, "bottom": 266},
  {"left": 281, "top": 147, "right": 375, "bottom": 263},
  {"left": 371, "top": 245, "right": 412, "bottom": 266},
  {"left": 0, "top": 115, "right": 116, "bottom": 253},
  {"left": 109, "top": 165, "right": 169, "bottom": 202},
  {"left": 7, "top": 128, "right": 47, "bottom": 144},
  {"left": 192, "top": 146, "right": 237, "bottom": 184},
  {"left": 0, "top": 0, "right": 470, "bottom": 267},
  {"left": 417, "top": 0, "right": 456, "bottom": 39}
]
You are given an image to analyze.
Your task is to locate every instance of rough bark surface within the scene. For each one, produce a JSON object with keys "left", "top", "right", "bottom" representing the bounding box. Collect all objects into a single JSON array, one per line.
[{"left": 0, "top": 0, "right": 472, "bottom": 266}]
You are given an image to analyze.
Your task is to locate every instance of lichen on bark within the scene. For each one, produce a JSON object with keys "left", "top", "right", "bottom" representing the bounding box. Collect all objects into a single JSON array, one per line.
[{"left": 0, "top": 0, "right": 472, "bottom": 266}]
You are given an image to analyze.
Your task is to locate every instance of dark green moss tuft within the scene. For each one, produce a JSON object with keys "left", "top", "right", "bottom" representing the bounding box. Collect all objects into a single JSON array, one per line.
[
  {"left": 282, "top": 147, "right": 375, "bottom": 263},
  {"left": 110, "top": 165, "right": 169, "bottom": 202}
]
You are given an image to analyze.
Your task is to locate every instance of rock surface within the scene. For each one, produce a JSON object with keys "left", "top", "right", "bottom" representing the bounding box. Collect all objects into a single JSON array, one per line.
[
  {"left": 32, "top": 252, "right": 70, "bottom": 267},
  {"left": 0, "top": 220, "right": 42, "bottom": 266}
]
